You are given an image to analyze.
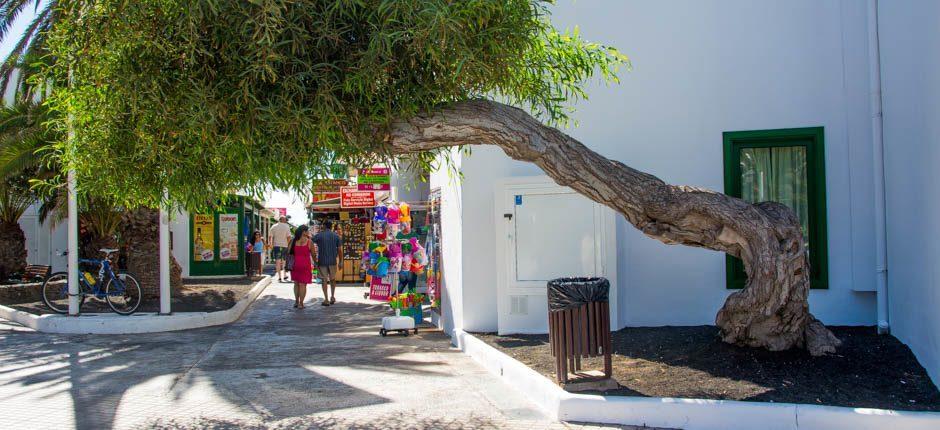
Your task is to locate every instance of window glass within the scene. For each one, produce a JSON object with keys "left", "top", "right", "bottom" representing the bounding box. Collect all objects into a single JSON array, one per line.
[{"left": 739, "top": 146, "right": 809, "bottom": 247}]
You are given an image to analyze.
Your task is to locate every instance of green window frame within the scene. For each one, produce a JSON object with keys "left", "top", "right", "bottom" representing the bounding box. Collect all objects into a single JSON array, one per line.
[{"left": 723, "top": 127, "right": 828, "bottom": 289}]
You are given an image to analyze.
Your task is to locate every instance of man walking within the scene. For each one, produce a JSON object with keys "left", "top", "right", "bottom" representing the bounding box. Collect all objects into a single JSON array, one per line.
[
  {"left": 313, "top": 220, "right": 343, "bottom": 305},
  {"left": 268, "top": 216, "right": 293, "bottom": 282}
]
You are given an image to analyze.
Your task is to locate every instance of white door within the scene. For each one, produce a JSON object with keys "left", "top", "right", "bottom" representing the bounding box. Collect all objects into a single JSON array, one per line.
[
  {"left": 495, "top": 177, "right": 617, "bottom": 334},
  {"left": 511, "top": 192, "right": 599, "bottom": 287},
  {"left": 18, "top": 215, "right": 40, "bottom": 265}
]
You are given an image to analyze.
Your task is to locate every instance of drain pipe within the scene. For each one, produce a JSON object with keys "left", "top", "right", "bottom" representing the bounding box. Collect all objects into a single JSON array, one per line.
[{"left": 868, "top": 0, "right": 890, "bottom": 334}]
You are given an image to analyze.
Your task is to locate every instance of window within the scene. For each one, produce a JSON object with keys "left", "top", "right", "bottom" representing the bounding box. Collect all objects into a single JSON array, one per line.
[{"left": 723, "top": 127, "right": 828, "bottom": 289}]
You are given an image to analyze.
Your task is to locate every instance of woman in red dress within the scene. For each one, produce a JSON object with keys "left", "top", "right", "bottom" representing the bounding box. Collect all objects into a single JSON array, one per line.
[{"left": 289, "top": 225, "right": 315, "bottom": 309}]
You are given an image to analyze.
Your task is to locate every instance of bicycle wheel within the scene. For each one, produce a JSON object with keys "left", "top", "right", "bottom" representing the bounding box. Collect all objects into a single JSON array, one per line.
[
  {"left": 41, "top": 272, "right": 84, "bottom": 314},
  {"left": 105, "top": 272, "right": 142, "bottom": 315}
]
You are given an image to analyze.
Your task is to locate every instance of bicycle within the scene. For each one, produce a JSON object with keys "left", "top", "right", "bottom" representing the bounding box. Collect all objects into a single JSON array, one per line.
[{"left": 41, "top": 248, "right": 143, "bottom": 315}]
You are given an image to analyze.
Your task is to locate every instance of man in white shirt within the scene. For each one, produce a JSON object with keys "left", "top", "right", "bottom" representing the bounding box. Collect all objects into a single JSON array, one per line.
[{"left": 268, "top": 216, "right": 293, "bottom": 282}]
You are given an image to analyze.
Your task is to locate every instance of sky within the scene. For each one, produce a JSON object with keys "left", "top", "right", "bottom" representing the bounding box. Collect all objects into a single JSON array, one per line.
[
  {"left": 263, "top": 190, "right": 310, "bottom": 225},
  {"left": 3, "top": 6, "right": 312, "bottom": 225},
  {"left": 0, "top": 4, "right": 39, "bottom": 60}
]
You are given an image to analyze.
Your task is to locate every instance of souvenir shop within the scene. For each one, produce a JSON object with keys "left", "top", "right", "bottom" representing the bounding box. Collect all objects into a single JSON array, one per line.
[{"left": 362, "top": 196, "right": 443, "bottom": 323}]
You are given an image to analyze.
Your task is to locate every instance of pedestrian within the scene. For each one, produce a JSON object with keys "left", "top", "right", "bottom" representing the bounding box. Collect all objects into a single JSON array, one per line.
[
  {"left": 250, "top": 231, "right": 265, "bottom": 276},
  {"left": 268, "top": 216, "right": 292, "bottom": 282},
  {"left": 288, "top": 225, "right": 315, "bottom": 309},
  {"left": 313, "top": 220, "right": 343, "bottom": 305}
]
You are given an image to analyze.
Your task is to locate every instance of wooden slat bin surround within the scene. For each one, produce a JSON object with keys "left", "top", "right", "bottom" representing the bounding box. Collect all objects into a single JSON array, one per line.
[{"left": 547, "top": 277, "right": 613, "bottom": 388}]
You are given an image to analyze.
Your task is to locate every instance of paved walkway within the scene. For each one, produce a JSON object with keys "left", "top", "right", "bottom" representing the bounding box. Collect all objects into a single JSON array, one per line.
[{"left": 0, "top": 280, "right": 648, "bottom": 429}]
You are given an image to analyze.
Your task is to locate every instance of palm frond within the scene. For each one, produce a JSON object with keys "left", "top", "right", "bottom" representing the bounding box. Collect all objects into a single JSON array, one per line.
[
  {"left": 0, "top": 0, "right": 35, "bottom": 42},
  {"left": 0, "top": 1, "right": 55, "bottom": 100},
  {"left": 0, "top": 179, "right": 34, "bottom": 223}
]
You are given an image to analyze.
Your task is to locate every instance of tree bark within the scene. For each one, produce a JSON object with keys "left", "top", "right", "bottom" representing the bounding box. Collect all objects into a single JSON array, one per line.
[
  {"left": 384, "top": 100, "right": 840, "bottom": 356},
  {"left": 0, "top": 221, "right": 26, "bottom": 280},
  {"left": 120, "top": 208, "right": 183, "bottom": 298}
]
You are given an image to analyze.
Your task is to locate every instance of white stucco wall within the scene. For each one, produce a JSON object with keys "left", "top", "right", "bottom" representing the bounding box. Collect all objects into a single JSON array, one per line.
[
  {"left": 879, "top": 0, "right": 940, "bottom": 385},
  {"left": 429, "top": 149, "right": 465, "bottom": 336},
  {"left": 18, "top": 204, "right": 69, "bottom": 272},
  {"left": 439, "top": 0, "right": 882, "bottom": 333},
  {"left": 170, "top": 211, "right": 190, "bottom": 277}
]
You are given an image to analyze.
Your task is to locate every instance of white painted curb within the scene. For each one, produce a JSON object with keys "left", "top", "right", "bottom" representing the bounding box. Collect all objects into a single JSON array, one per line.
[
  {"left": 0, "top": 276, "right": 271, "bottom": 334},
  {"left": 453, "top": 329, "right": 940, "bottom": 430}
]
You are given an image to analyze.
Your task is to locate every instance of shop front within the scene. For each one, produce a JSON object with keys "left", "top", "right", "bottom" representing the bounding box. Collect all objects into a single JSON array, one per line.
[{"left": 188, "top": 197, "right": 269, "bottom": 277}]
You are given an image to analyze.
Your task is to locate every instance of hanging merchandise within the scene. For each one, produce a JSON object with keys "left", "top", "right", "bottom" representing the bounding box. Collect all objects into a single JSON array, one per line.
[
  {"left": 386, "top": 203, "right": 401, "bottom": 237},
  {"left": 399, "top": 202, "right": 412, "bottom": 234},
  {"left": 365, "top": 199, "right": 433, "bottom": 336}
]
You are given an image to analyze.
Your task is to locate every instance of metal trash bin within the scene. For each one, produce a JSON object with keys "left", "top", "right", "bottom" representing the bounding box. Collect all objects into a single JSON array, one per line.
[{"left": 547, "top": 277, "right": 612, "bottom": 385}]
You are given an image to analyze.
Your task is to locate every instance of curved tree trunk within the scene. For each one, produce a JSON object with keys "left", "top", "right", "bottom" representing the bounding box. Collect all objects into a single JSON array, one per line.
[
  {"left": 384, "top": 100, "right": 840, "bottom": 355},
  {"left": 121, "top": 208, "right": 183, "bottom": 299},
  {"left": 0, "top": 221, "right": 26, "bottom": 280}
]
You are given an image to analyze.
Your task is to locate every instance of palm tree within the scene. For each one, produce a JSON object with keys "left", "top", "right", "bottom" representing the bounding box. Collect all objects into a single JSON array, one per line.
[
  {"left": 0, "top": 0, "right": 58, "bottom": 100},
  {"left": 0, "top": 177, "right": 32, "bottom": 278}
]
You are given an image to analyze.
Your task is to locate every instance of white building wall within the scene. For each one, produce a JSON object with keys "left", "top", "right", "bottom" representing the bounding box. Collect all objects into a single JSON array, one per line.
[
  {"left": 440, "top": 0, "right": 881, "bottom": 333},
  {"left": 170, "top": 211, "right": 190, "bottom": 277},
  {"left": 879, "top": 0, "right": 940, "bottom": 385},
  {"left": 429, "top": 149, "right": 465, "bottom": 336}
]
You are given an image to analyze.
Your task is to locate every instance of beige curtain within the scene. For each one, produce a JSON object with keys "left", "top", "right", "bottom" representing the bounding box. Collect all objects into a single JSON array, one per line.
[{"left": 740, "top": 146, "right": 809, "bottom": 250}]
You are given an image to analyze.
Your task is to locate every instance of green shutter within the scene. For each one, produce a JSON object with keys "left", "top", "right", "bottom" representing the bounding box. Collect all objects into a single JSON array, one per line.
[{"left": 722, "top": 127, "right": 828, "bottom": 289}]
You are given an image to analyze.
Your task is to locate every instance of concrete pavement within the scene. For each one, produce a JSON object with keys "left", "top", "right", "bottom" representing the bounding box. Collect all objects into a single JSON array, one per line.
[{"left": 0, "top": 280, "right": 654, "bottom": 429}]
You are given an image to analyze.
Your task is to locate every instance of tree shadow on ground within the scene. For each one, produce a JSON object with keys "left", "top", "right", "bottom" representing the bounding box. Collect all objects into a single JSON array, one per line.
[{"left": 1, "top": 289, "right": 461, "bottom": 428}]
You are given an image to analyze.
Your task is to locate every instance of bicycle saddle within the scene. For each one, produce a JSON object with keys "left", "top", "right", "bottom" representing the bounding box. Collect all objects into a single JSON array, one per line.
[{"left": 99, "top": 248, "right": 120, "bottom": 254}]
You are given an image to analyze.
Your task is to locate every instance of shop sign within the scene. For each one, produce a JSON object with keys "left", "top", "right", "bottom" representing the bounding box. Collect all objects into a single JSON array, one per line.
[
  {"left": 267, "top": 207, "right": 287, "bottom": 218},
  {"left": 341, "top": 186, "right": 375, "bottom": 208},
  {"left": 313, "top": 179, "right": 349, "bottom": 192},
  {"left": 312, "top": 192, "right": 341, "bottom": 203},
  {"left": 218, "top": 214, "right": 239, "bottom": 261},
  {"left": 369, "top": 275, "right": 392, "bottom": 301},
  {"left": 357, "top": 167, "right": 390, "bottom": 191},
  {"left": 193, "top": 214, "right": 215, "bottom": 261}
]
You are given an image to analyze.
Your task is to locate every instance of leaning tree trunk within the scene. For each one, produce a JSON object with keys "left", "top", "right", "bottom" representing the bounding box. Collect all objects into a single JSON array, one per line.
[
  {"left": 0, "top": 221, "right": 26, "bottom": 280},
  {"left": 384, "top": 100, "right": 841, "bottom": 356},
  {"left": 121, "top": 208, "right": 183, "bottom": 299}
]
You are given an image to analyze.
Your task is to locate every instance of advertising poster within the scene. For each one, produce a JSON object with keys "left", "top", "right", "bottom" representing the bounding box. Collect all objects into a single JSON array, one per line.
[
  {"left": 267, "top": 207, "right": 287, "bottom": 218},
  {"left": 193, "top": 214, "right": 215, "bottom": 261},
  {"left": 357, "top": 167, "right": 390, "bottom": 191},
  {"left": 369, "top": 275, "right": 392, "bottom": 301},
  {"left": 340, "top": 186, "right": 376, "bottom": 208},
  {"left": 218, "top": 213, "right": 239, "bottom": 261}
]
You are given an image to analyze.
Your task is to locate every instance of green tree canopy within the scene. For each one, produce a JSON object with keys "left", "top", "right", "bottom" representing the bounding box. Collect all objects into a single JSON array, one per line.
[{"left": 42, "top": 0, "right": 626, "bottom": 209}]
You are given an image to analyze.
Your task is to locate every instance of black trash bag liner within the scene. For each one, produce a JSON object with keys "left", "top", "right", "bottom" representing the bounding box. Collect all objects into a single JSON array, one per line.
[{"left": 547, "top": 277, "right": 609, "bottom": 311}]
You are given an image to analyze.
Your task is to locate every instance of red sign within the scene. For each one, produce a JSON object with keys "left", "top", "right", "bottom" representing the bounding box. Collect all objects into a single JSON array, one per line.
[
  {"left": 341, "top": 186, "right": 375, "bottom": 208},
  {"left": 369, "top": 275, "right": 392, "bottom": 301},
  {"left": 267, "top": 207, "right": 287, "bottom": 218},
  {"left": 312, "top": 192, "right": 340, "bottom": 203}
]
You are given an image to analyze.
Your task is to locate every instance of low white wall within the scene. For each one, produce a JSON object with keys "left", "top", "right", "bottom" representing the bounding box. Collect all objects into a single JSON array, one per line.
[
  {"left": 879, "top": 0, "right": 940, "bottom": 386},
  {"left": 0, "top": 276, "right": 270, "bottom": 334},
  {"left": 455, "top": 330, "right": 940, "bottom": 430}
]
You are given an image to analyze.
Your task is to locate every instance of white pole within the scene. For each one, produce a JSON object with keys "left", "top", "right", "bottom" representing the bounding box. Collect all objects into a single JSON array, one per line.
[
  {"left": 67, "top": 169, "right": 79, "bottom": 316},
  {"left": 159, "top": 193, "right": 171, "bottom": 314},
  {"left": 868, "top": 0, "right": 889, "bottom": 334}
]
